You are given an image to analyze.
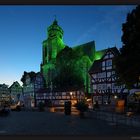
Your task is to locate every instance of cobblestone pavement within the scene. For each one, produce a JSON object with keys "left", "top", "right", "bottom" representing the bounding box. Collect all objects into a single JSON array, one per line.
[{"left": 0, "top": 110, "right": 140, "bottom": 136}]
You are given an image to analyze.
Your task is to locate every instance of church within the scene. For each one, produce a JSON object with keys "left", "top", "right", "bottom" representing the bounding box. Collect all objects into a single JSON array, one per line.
[{"left": 40, "top": 18, "right": 106, "bottom": 94}]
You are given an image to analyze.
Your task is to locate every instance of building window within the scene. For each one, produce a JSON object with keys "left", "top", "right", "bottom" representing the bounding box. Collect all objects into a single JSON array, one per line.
[
  {"left": 92, "top": 74, "right": 96, "bottom": 78},
  {"left": 112, "top": 71, "right": 115, "bottom": 75},
  {"left": 102, "top": 72, "right": 106, "bottom": 78},
  {"left": 102, "top": 84, "right": 106, "bottom": 90},
  {"left": 106, "top": 66, "right": 112, "bottom": 70},
  {"left": 104, "top": 55, "right": 109, "bottom": 59},
  {"left": 98, "top": 84, "right": 102, "bottom": 90},
  {"left": 106, "top": 60, "right": 112, "bottom": 66},
  {"left": 110, "top": 54, "right": 114, "bottom": 58},
  {"left": 102, "top": 67, "right": 105, "bottom": 70},
  {"left": 102, "top": 61, "right": 105, "bottom": 67},
  {"left": 112, "top": 83, "right": 116, "bottom": 89},
  {"left": 107, "top": 72, "right": 111, "bottom": 77}
]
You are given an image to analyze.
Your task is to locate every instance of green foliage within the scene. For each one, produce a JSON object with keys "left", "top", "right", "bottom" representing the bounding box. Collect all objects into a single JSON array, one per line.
[
  {"left": 95, "top": 50, "right": 104, "bottom": 60},
  {"left": 21, "top": 71, "right": 27, "bottom": 85},
  {"left": 20, "top": 71, "right": 36, "bottom": 86},
  {"left": 114, "top": 5, "right": 140, "bottom": 88},
  {"left": 75, "top": 100, "right": 88, "bottom": 112},
  {"left": 53, "top": 45, "right": 93, "bottom": 92},
  {"left": 53, "top": 46, "right": 85, "bottom": 90}
]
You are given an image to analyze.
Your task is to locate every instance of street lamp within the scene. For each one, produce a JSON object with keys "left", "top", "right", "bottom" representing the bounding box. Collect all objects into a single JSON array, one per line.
[
  {"left": 70, "top": 92, "right": 73, "bottom": 105},
  {"left": 70, "top": 92, "right": 72, "bottom": 96},
  {"left": 113, "top": 89, "right": 118, "bottom": 99},
  {"left": 114, "top": 95, "right": 118, "bottom": 99}
]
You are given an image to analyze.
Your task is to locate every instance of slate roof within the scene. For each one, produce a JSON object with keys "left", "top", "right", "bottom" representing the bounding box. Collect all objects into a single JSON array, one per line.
[
  {"left": 89, "top": 60, "right": 102, "bottom": 74},
  {"left": 9, "top": 81, "right": 21, "bottom": 89},
  {"left": 102, "top": 47, "right": 120, "bottom": 58},
  {"left": 73, "top": 40, "right": 96, "bottom": 61}
]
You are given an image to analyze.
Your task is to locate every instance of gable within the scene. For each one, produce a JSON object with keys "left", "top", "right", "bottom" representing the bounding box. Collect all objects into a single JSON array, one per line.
[
  {"left": 102, "top": 51, "right": 115, "bottom": 60},
  {"left": 101, "top": 47, "right": 119, "bottom": 60}
]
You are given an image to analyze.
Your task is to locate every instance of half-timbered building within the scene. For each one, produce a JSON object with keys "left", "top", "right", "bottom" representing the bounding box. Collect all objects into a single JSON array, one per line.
[
  {"left": 9, "top": 81, "right": 23, "bottom": 103},
  {"left": 21, "top": 72, "right": 45, "bottom": 108},
  {"left": 35, "top": 89, "right": 85, "bottom": 107},
  {"left": 89, "top": 47, "right": 127, "bottom": 105}
]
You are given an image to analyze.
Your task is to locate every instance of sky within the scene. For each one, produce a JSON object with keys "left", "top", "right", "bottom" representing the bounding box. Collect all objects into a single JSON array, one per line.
[{"left": 0, "top": 5, "right": 136, "bottom": 86}]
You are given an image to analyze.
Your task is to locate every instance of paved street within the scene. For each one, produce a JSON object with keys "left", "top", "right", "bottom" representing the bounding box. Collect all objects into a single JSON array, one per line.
[{"left": 0, "top": 110, "right": 140, "bottom": 136}]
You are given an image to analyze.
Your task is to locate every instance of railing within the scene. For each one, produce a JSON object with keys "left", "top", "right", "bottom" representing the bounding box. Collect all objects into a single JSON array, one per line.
[{"left": 86, "top": 109, "right": 140, "bottom": 128}]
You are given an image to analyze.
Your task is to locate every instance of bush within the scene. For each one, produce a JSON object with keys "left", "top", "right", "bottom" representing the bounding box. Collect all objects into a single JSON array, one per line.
[
  {"left": 64, "top": 101, "right": 71, "bottom": 115},
  {"left": 46, "top": 99, "right": 52, "bottom": 107},
  {"left": 75, "top": 100, "right": 88, "bottom": 112},
  {"left": 16, "top": 105, "right": 21, "bottom": 111}
]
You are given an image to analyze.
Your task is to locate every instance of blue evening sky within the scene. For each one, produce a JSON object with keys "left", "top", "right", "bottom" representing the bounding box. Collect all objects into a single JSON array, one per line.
[{"left": 0, "top": 5, "right": 136, "bottom": 86}]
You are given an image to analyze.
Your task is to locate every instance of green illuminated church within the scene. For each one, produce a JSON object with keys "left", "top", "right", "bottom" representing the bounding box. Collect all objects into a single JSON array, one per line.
[
  {"left": 40, "top": 19, "right": 105, "bottom": 93},
  {"left": 41, "top": 19, "right": 65, "bottom": 81}
]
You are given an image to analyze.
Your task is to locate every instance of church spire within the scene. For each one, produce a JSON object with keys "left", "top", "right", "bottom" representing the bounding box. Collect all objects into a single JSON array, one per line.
[
  {"left": 54, "top": 15, "right": 57, "bottom": 20},
  {"left": 47, "top": 16, "right": 64, "bottom": 38},
  {"left": 53, "top": 15, "right": 58, "bottom": 25}
]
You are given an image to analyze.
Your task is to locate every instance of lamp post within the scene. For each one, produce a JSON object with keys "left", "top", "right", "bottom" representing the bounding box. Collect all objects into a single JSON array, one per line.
[{"left": 114, "top": 89, "right": 118, "bottom": 99}]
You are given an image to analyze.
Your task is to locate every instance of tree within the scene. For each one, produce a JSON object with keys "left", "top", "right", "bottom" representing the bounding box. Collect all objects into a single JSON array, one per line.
[
  {"left": 20, "top": 71, "right": 36, "bottom": 86},
  {"left": 53, "top": 46, "right": 84, "bottom": 90},
  {"left": 75, "top": 100, "right": 89, "bottom": 118},
  {"left": 21, "top": 71, "right": 28, "bottom": 85},
  {"left": 114, "top": 5, "right": 140, "bottom": 88}
]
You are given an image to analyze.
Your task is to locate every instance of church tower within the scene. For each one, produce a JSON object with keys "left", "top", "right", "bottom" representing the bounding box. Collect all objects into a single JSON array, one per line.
[{"left": 41, "top": 19, "right": 65, "bottom": 87}]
